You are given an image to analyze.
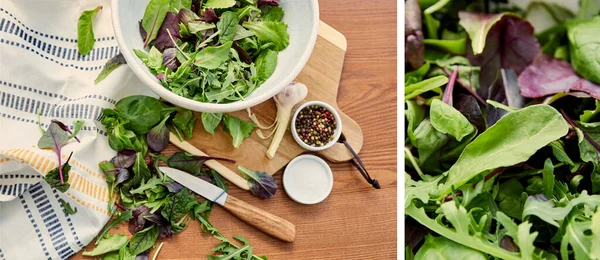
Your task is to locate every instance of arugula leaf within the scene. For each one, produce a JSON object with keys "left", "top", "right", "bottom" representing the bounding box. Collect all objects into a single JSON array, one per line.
[
  {"left": 568, "top": 16, "right": 600, "bottom": 85},
  {"left": 242, "top": 21, "right": 289, "bottom": 51},
  {"left": 222, "top": 115, "right": 256, "bottom": 148},
  {"left": 523, "top": 191, "right": 600, "bottom": 227},
  {"left": 83, "top": 234, "right": 128, "bottom": 256},
  {"left": 217, "top": 11, "right": 238, "bottom": 43},
  {"left": 161, "top": 188, "right": 197, "bottom": 233},
  {"left": 591, "top": 209, "right": 600, "bottom": 259},
  {"left": 129, "top": 225, "right": 160, "bottom": 255},
  {"left": 95, "top": 53, "right": 126, "bottom": 84},
  {"left": 560, "top": 211, "right": 595, "bottom": 260},
  {"left": 194, "top": 42, "right": 233, "bottom": 69},
  {"left": 96, "top": 211, "right": 133, "bottom": 244},
  {"left": 77, "top": 6, "right": 102, "bottom": 55},
  {"left": 414, "top": 235, "right": 487, "bottom": 259},
  {"left": 439, "top": 105, "right": 569, "bottom": 197},
  {"left": 404, "top": 173, "right": 443, "bottom": 208},
  {"left": 58, "top": 198, "right": 77, "bottom": 215},
  {"left": 201, "top": 112, "right": 222, "bottom": 135},
  {"left": 204, "top": 0, "right": 236, "bottom": 9},
  {"left": 576, "top": 122, "right": 600, "bottom": 192},
  {"left": 130, "top": 176, "right": 163, "bottom": 195},
  {"left": 430, "top": 99, "right": 474, "bottom": 142},
  {"left": 141, "top": 0, "right": 170, "bottom": 47}
]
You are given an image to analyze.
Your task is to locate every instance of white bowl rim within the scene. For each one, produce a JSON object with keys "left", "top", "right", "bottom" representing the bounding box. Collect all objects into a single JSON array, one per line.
[
  {"left": 283, "top": 154, "right": 333, "bottom": 205},
  {"left": 291, "top": 100, "right": 343, "bottom": 151},
  {"left": 111, "top": 0, "right": 320, "bottom": 112}
]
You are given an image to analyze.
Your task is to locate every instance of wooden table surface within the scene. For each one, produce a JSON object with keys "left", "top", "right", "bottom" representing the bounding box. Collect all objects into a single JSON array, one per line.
[{"left": 72, "top": 0, "right": 397, "bottom": 259}]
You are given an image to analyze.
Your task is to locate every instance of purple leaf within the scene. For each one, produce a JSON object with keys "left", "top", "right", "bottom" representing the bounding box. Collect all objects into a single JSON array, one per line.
[
  {"left": 486, "top": 80, "right": 509, "bottom": 127},
  {"left": 135, "top": 251, "right": 150, "bottom": 260},
  {"left": 112, "top": 150, "right": 136, "bottom": 168},
  {"left": 116, "top": 168, "right": 130, "bottom": 184},
  {"left": 203, "top": 8, "right": 219, "bottom": 23},
  {"left": 163, "top": 181, "right": 184, "bottom": 193},
  {"left": 158, "top": 225, "right": 173, "bottom": 239},
  {"left": 51, "top": 120, "right": 80, "bottom": 143},
  {"left": 147, "top": 118, "right": 169, "bottom": 152},
  {"left": 178, "top": 8, "right": 199, "bottom": 26},
  {"left": 257, "top": 0, "right": 279, "bottom": 7},
  {"left": 151, "top": 12, "right": 180, "bottom": 51},
  {"left": 139, "top": 21, "right": 148, "bottom": 42},
  {"left": 518, "top": 54, "right": 600, "bottom": 99},
  {"left": 156, "top": 73, "right": 165, "bottom": 80},
  {"left": 129, "top": 206, "right": 150, "bottom": 234},
  {"left": 233, "top": 42, "right": 252, "bottom": 64},
  {"left": 501, "top": 68, "right": 525, "bottom": 109},
  {"left": 238, "top": 166, "right": 277, "bottom": 199},
  {"left": 405, "top": 0, "right": 424, "bottom": 70},
  {"left": 162, "top": 48, "right": 180, "bottom": 70},
  {"left": 167, "top": 152, "right": 235, "bottom": 177},
  {"left": 38, "top": 122, "right": 71, "bottom": 183},
  {"left": 462, "top": 12, "right": 540, "bottom": 98},
  {"left": 500, "top": 236, "right": 519, "bottom": 252},
  {"left": 455, "top": 94, "right": 486, "bottom": 133}
]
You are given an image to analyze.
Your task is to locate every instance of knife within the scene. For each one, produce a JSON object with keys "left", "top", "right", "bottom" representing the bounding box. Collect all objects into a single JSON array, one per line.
[
  {"left": 159, "top": 166, "right": 296, "bottom": 243},
  {"left": 169, "top": 132, "right": 251, "bottom": 191}
]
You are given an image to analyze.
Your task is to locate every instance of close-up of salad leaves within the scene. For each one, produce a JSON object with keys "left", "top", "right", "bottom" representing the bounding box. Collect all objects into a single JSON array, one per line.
[
  {"left": 404, "top": 0, "right": 600, "bottom": 259},
  {"left": 134, "top": 0, "right": 289, "bottom": 104}
]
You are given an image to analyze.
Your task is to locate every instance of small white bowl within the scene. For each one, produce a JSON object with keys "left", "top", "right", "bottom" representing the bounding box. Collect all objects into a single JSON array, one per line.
[
  {"left": 111, "top": 0, "right": 319, "bottom": 112},
  {"left": 291, "top": 101, "right": 342, "bottom": 151},
  {"left": 283, "top": 154, "right": 333, "bottom": 204}
]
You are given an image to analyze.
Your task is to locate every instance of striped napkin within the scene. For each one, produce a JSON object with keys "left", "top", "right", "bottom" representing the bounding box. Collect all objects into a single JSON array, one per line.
[{"left": 0, "top": 0, "right": 155, "bottom": 259}]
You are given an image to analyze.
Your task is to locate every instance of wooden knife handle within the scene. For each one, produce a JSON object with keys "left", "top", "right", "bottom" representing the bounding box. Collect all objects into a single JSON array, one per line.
[
  {"left": 169, "top": 133, "right": 250, "bottom": 190},
  {"left": 223, "top": 195, "right": 296, "bottom": 243}
]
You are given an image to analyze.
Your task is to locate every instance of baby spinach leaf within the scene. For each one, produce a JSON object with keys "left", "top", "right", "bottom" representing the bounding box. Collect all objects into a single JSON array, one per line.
[
  {"left": 496, "top": 179, "right": 525, "bottom": 220},
  {"left": 405, "top": 75, "right": 447, "bottom": 100},
  {"left": 238, "top": 166, "right": 277, "bottom": 199},
  {"left": 222, "top": 115, "right": 256, "bottom": 148},
  {"left": 129, "top": 225, "right": 159, "bottom": 256},
  {"left": 518, "top": 54, "right": 600, "bottom": 99},
  {"left": 255, "top": 49, "right": 277, "bottom": 81},
  {"left": 130, "top": 152, "right": 151, "bottom": 188},
  {"left": 201, "top": 112, "right": 222, "bottom": 135},
  {"left": 242, "top": 21, "right": 289, "bottom": 51},
  {"left": 172, "top": 110, "right": 196, "bottom": 139},
  {"left": 95, "top": 53, "right": 126, "bottom": 84},
  {"left": 439, "top": 105, "right": 569, "bottom": 197},
  {"left": 115, "top": 95, "right": 164, "bottom": 135},
  {"left": 414, "top": 119, "right": 447, "bottom": 163},
  {"left": 77, "top": 6, "right": 102, "bottom": 55},
  {"left": 406, "top": 100, "right": 426, "bottom": 146},
  {"left": 83, "top": 234, "right": 128, "bottom": 256},
  {"left": 194, "top": 41, "right": 233, "bottom": 69},
  {"left": 204, "top": 0, "right": 235, "bottom": 9},
  {"left": 58, "top": 198, "right": 77, "bottom": 215},
  {"left": 568, "top": 16, "right": 600, "bottom": 85},
  {"left": 415, "top": 235, "right": 487, "bottom": 260},
  {"left": 430, "top": 99, "right": 474, "bottom": 142},
  {"left": 217, "top": 11, "right": 238, "bottom": 43},
  {"left": 141, "top": 0, "right": 170, "bottom": 47}
]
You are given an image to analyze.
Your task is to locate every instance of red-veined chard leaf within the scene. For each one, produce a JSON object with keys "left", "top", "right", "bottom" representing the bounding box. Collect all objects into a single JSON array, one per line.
[
  {"left": 141, "top": 0, "right": 169, "bottom": 47},
  {"left": 39, "top": 121, "right": 75, "bottom": 185},
  {"left": 167, "top": 151, "right": 235, "bottom": 177},
  {"left": 518, "top": 54, "right": 600, "bottom": 99},
  {"left": 44, "top": 152, "right": 73, "bottom": 192},
  {"left": 77, "top": 6, "right": 102, "bottom": 55},
  {"left": 204, "top": 8, "right": 219, "bottom": 23},
  {"left": 151, "top": 12, "right": 181, "bottom": 51},
  {"left": 112, "top": 150, "right": 136, "bottom": 169},
  {"left": 237, "top": 166, "right": 277, "bottom": 199},
  {"left": 439, "top": 105, "right": 569, "bottom": 198},
  {"left": 129, "top": 225, "right": 159, "bottom": 256},
  {"left": 460, "top": 12, "right": 540, "bottom": 99}
]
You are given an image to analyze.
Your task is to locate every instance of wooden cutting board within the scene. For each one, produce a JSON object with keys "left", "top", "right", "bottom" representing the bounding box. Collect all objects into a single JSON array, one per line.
[{"left": 185, "top": 21, "right": 363, "bottom": 175}]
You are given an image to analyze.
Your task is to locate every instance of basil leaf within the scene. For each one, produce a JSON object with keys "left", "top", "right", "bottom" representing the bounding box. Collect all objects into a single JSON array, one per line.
[
  {"left": 203, "top": 0, "right": 235, "bottom": 9},
  {"left": 194, "top": 41, "right": 233, "bottom": 69},
  {"left": 201, "top": 112, "right": 222, "bottom": 135},
  {"left": 83, "top": 234, "right": 128, "bottom": 256},
  {"left": 141, "top": 0, "right": 170, "bottom": 47},
  {"left": 568, "top": 16, "right": 600, "bottom": 84},
  {"left": 217, "top": 11, "right": 239, "bottom": 44},
  {"left": 242, "top": 21, "right": 289, "bottom": 51},
  {"left": 430, "top": 99, "right": 474, "bottom": 142},
  {"left": 77, "top": 6, "right": 102, "bottom": 55},
  {"left": 95, "top": 53, "right": 126, "bottom": 84},
  {"left": 255, "top": 49, "right": 277, "bottom": 82},
  {"left": 222, "top": 115, "right": 256, "bottom": 148},
  {"left": 439, "top": 105, "right": 569, "bottom": 197},
  {"left": 128, "top": 225, "right": 159, "bottom": 256}
]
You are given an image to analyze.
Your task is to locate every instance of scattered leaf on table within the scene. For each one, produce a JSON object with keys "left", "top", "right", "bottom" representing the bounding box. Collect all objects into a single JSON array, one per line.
[{"left": 77, "top": 6, "right": 102, "bottom": 55}]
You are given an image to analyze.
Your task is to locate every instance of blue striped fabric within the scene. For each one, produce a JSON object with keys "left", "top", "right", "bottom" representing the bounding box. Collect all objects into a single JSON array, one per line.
[
  {"left": 0, "top": 112, "right": 107, "bottom": 136},
  {"left": 0, "top": 81, "right": 117, "bottom": 104},
  {"left": 0, "top": 183, "right": 32, "bottom": 197},
  {"left": 51, "top": 189, "right": 84, "bottom": 249},
  {"left": 19, "top": 187, "right": 51, "bottom": 259}
]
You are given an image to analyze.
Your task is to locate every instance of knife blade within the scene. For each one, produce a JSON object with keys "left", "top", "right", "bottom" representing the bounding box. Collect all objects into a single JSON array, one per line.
[
  {"left": 159, "top": 167, "right": 296, "bottom": 242},
  {"left": 159, "top": 166, "right": 228, "bottom": 206}
]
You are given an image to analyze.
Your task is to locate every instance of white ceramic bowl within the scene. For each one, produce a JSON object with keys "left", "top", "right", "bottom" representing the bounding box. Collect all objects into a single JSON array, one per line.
[
  {"left": 111, "top": 0, "right": 319, "bottom": 112},
  {"left": 291, "top": 101, "right": 342, "bottom": 151}
]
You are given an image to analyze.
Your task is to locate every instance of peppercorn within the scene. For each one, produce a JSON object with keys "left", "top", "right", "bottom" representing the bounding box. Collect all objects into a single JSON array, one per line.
[{"left": 295, "top": 105, "right": 337, "bottom": 147}]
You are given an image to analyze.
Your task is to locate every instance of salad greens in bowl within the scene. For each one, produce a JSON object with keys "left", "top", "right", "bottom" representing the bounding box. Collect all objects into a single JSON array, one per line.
[{"left": 112, "top": 0, "right": 319, "bottom": 112}]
